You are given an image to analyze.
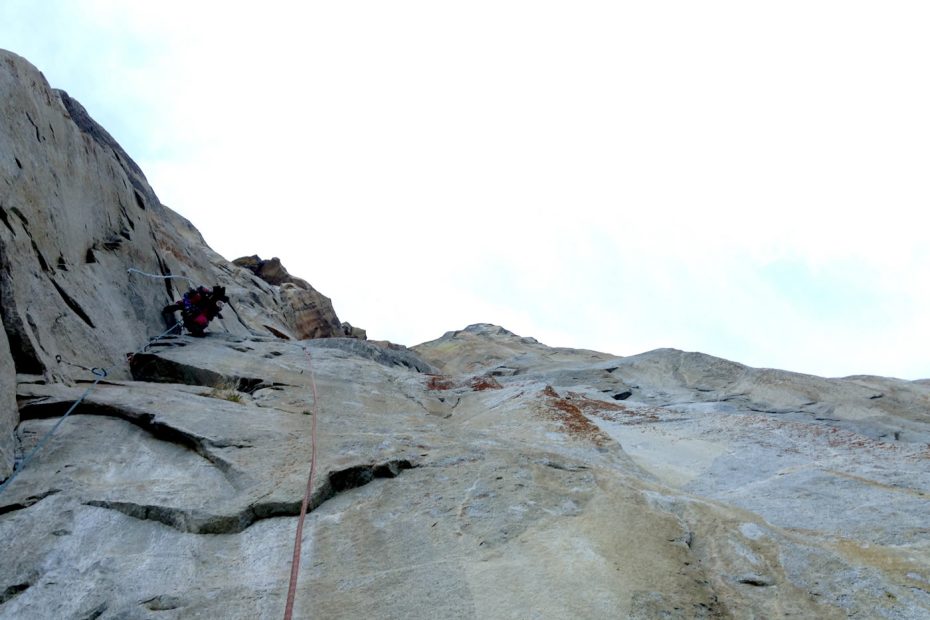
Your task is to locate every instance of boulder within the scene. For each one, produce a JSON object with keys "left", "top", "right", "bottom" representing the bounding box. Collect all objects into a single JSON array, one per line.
[
  {"left": 233, "top": 255, "right": 348, "bottom": 340},
  {"left": 340, "top": 321, "right": 367, "bottom": 340},
  {"left": 231, "top": 255, "right": 293, "bottom": 286}
]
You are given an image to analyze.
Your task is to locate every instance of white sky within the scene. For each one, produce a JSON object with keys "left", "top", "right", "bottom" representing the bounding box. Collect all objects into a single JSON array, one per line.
[{"left": 2, "top": 1, "right": 928, "bottom": 379}]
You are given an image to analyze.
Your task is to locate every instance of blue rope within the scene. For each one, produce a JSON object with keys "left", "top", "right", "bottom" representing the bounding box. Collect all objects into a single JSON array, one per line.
[
  {"left": 137, "top": 322, "right": 184, "bottom": 354},
  {"left": 127, "top": 268, "right": 195, "bottom": 286},
  {"left": 0, "top": 321, "right": 182, "bottom": 498},
  {"left": 0, "top": 368, "right": 107, "bottom": 497}
]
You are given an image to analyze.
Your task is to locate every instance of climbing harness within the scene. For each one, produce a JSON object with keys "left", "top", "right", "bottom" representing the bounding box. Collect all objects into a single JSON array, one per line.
[
  {"left": 283, "top": 343, "right": 321, "bottom": 620},
  {"left": 0, "top": 321, "right": 181, "bottom": 498}
]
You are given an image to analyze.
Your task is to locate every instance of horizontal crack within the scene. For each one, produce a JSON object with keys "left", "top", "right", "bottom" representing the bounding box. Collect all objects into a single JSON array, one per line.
[
  {"left": 129, "top": 353, "right": 264, "bottom": 393},
  {"left": 0, "top": 488, "right": 61, "bottom": 517},
  {"left": 18, "top": 401, "right": 244, "bottom": 486},
  {"left": 737, "top": 574, "right": 775, "bottom": 587},
  {"left": 329, "top": 460, "right": 413, "bottom": 492},
  {"left": 84, "top": 500, "right": 246, "bottom": 534},
  {"left": 84, "top": 459, "right": 417, "bottom": 535},
  {"left": 0, "top": 577, "right": 36, "bottom": 606}
]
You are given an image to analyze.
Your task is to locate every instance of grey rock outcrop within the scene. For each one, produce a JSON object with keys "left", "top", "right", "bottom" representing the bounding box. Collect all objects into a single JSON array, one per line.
[
  {"left": 340, "top": 321, "right": 367, "bottom": 340},
  {"left": 307, "top": 337, "right": 434, "bottom": 373},
  {"left": 414, "top": 322, "right": 616, "bottom": 376},
  {"left": 232, "top": 255, "right": 350, "bottom": 340}
]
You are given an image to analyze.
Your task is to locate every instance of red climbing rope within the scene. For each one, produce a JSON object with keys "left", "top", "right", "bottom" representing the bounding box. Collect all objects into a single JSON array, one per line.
[{"left": 283, "top": 343, "right": 320, "bottom": 620}]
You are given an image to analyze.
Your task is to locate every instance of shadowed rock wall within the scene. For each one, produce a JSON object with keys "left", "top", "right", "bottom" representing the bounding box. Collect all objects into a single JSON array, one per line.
[{"left": 0, "top": 325, "right": 13, "bottom": 478}]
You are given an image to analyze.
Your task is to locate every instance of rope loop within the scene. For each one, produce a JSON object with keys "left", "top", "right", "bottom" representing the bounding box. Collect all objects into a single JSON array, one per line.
[{"left": 126, "top": 267, "right": 196, "bottom": 286}]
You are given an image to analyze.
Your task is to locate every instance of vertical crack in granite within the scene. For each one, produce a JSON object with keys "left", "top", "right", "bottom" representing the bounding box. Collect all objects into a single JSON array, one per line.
[{"left": 49, "top": 279, "right": 95, "bottom": 329}]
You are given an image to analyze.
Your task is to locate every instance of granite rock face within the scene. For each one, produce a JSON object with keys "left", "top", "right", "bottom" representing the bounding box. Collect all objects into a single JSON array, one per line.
[
  {"left": 0, "top": 49, "right": 345, "bottom": 472},
  {"left": 1, "top": 333, "right": 728, "bottom": 618},
  {"left": 2, "top": 325, "right": 928, "bottom": 619},
  {"left": 2, "top": 48, "right": 929, "bottom": 619}
]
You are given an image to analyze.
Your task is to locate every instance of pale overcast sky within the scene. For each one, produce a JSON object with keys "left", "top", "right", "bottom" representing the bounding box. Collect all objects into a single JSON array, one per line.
[{"left": 2, "top": 1, "right": 928, "bottom": 379}]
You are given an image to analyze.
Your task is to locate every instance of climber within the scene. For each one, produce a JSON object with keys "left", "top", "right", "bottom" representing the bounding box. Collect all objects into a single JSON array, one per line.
[{"left": 162, "top": 285, "right": 229, "bottom": 337}]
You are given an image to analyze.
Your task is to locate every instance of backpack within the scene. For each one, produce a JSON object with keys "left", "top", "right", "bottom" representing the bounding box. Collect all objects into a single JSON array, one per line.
[{"left": 181, "top": 286, "right": 210, "bottom": 312}]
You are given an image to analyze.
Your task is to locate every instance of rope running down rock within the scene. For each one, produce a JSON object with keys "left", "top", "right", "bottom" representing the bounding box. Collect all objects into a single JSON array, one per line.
[{"left": 283, "top": 343, "right": 321, "bottom": 620}]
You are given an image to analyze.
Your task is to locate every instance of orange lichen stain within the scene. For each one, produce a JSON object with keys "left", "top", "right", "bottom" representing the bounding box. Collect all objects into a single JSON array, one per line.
[
  {"left": 538, "top": 386, "right": 611, "bottom": 446},
  {"left": 427, "top": 375, "right": 455, "bottom": 391},
  {"left": 471, "top": 376, "right": 502, "bottom": 391},
  {"left": 726, "top": 415, "right": 930, "bottom": 461},
  {"left": 558, "top": 390, "right": 662, "bottom": 424}
]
